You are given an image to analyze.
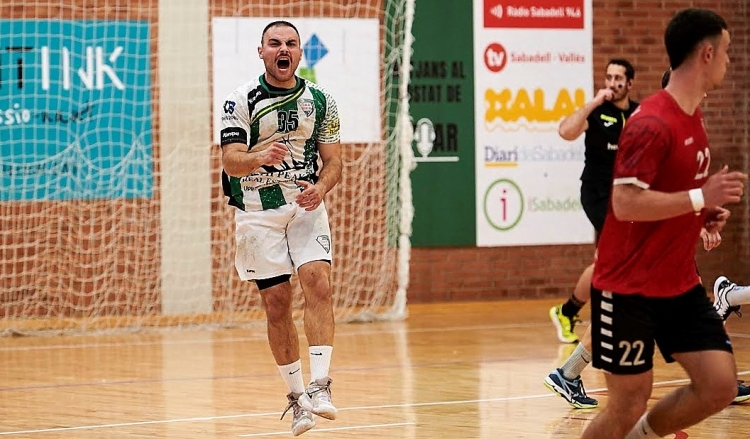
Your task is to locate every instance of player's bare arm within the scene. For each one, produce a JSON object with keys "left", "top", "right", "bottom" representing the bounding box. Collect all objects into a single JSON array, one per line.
[
  {"left": 295, "top": 141, "right": 342, "bottom": 211},
  {"left": 612, "top": 168, "right": 745, "bottom": 222},
  {"left": 221, "top": 141, "right": 287, "bottom": 177},
  {"left": 558, "top": 89, "right": 614, "bottom": 140}
]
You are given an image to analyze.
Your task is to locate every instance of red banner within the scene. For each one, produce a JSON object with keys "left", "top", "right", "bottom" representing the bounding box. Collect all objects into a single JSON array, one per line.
[{"left": 484, "top": 0, "right": 584, "bottom": 29}]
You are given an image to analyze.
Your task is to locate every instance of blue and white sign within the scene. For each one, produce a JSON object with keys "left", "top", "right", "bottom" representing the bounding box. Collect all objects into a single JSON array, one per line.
[{"left": 0, "top": 20, "right": 153, "bottom": 200}]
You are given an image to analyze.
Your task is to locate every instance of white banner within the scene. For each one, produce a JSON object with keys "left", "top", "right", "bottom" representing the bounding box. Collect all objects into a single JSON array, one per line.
[
  {"left": 473, "top": 0, "right": 594, "bottom": 246},
  {"left": 211, "top": 18, "right": 381, "bottom": 144}
]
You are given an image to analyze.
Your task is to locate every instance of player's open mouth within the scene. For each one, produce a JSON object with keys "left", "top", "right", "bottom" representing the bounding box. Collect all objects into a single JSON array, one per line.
[{"left": 277, "top": 58, "right": 291, "bottom": 70}]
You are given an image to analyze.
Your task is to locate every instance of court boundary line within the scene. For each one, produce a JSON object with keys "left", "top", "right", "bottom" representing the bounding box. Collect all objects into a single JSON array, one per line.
[
  {"left": 237, "top": 421, "right": 415, "bottom": 437},
  {"left": 2, "top": 374, "right": 749, "bottom": 436}
]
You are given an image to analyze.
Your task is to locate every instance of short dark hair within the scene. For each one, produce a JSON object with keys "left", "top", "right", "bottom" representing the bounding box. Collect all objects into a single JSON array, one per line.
[
  {"left": 661, "top": 68, "right": 671, "bottom": 88},
  {"left": 607, "top": 58, "right": 635, "bottom": 80},
  {"left": 260, "top": 20, "right": 300, "bottom": 45},
  {"left": 665, "top": 8, "right": 727, "bottom": 70}
]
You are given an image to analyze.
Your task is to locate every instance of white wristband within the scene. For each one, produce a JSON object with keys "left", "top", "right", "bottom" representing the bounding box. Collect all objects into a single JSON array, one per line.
[{"left": 688, "top": 188, "right": 704, "bottom": 212}]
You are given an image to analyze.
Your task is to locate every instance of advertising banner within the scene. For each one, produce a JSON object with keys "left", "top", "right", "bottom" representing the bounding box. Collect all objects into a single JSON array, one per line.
[
  {"left": 0, "top": 20, "right": 153, "bottom": 200},
  {"left": 474, "top": 0, "right": 594, "bottom": 246},
  {"left": 410, "top": 1, "right": 476, "bottom": 246}
]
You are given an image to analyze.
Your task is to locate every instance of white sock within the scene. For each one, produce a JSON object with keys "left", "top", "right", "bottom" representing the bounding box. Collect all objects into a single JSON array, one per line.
[
  {"left": 560, "top": 343, "right": 591, "bottom": 380},
  {"left": 309, "top": 345, "right": 333, "bottom": 382},
  {"left": 728, "top": 284, "right": 750, "bottom": 307},
  {"left": 625, "top": 413, "right": 662, "bottom": 439},
  {"left": 277, "top": 360, "right": 305, "bottom": 395}
]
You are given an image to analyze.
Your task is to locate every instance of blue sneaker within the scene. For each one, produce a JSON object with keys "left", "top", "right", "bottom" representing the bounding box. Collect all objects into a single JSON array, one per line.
[
  {"left": 734, "top": 380, "right": 750, "bottom": 404},
  {"left": 544, "top": 368, "right": 598, "bottom": 409}
]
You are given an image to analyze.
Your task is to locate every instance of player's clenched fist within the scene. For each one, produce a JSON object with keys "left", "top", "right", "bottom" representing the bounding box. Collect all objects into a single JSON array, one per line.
[
  {"left": 701, "top": 165, "right": 747, "bottom": 208},
  {"left": 594, "top": 88, "right": 615, "bottom": 104},
  {"left": 255, "top": 142, "right": 287, "bottom": 166}
]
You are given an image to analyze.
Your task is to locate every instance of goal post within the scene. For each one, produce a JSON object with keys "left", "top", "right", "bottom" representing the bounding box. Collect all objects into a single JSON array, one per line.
[{"left": 0, "top": 0, "right": 415, "bottom": 333}]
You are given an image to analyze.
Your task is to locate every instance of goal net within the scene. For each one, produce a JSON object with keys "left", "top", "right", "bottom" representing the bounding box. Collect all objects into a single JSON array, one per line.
[{"left": 0, "top": 0, "right": 415, "bottom": 334}]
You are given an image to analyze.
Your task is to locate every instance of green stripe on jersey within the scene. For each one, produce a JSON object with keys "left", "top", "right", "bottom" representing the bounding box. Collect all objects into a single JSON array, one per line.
[
  {"left": 251, "top": 87, "right": 306, "bottom": 126},
  {"left": 259, "top": 184, "right": 287, "bottom": 210}
]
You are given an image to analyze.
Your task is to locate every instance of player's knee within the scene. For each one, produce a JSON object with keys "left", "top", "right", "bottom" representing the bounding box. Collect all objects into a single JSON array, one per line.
[
  {"left": 604, "top": 390, "right": 648, "bottom": 424},
  {"left": 298, "top": 261, "right": 331, "bottom": 296},
  {"left": 257, "top": 275, "right": 293, "bottom": 318},
  {"left": 696, "top": 375, "right": 737, "bottom": 411}
]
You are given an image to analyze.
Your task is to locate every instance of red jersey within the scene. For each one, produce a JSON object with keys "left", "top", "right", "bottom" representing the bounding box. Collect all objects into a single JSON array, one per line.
[{"left": 593, "top": 90, "right": 710, "bottom": 298}]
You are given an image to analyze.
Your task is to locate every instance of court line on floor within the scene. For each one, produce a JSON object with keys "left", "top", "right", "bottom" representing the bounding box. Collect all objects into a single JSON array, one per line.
[
  {"left": 2, "top": 327, "right": 749, "bottom": 392},
  {"left": 0, "top": 352, "right": 567, "bottom": 393},
  {"left": 0, "top": 323, "right": 546, "bottom": 352},
  {"left": 238, "top": 422, "right": 414, "bottom": 437},
  {"left": 3, "top": 373, "right": 749, "bottom": 437},
  {"left": 0, "top": 391, "right": 573, "bottom": 435},
  {"left": 4, "top": 323, "right": 749, "bottom": 353}
]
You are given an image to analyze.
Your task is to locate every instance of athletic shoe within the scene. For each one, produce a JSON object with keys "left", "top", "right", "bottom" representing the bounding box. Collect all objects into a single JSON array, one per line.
[
  {"left": 281, "top": 392, "right": 315, "bottom": 436},
  {"left": 549, "top": 305, "right": 580, "bottom": 343},
  {"left": 544, "top": 368, "right": 598, "bottom": 409},
  {"left": 713, "top": 276, "right": 742, "bottom": 321},
  {"left": 734, "top": 380, "right": 750, "bottom": 404},
  {"left": 298, "top": 377, "right": 338, "bottom": 420}
]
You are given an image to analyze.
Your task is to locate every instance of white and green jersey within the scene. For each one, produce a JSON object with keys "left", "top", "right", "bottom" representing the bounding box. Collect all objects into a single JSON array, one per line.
[{"left": 219, "top": 75, "right": 340, "bottom": 211}]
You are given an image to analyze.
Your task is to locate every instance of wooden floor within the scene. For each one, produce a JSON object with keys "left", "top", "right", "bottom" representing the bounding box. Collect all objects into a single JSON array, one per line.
[{"left": 1, "top": 298, "right": 750, "bottom": 438}]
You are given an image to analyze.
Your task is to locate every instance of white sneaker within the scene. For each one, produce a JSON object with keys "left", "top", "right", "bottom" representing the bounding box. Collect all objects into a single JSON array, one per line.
[
  {"left": 281, "top": 392, "right": 315, "bottom": 436},
  {"left": 713, "top": 276, "right": 741, "bottom": 321},
  {"left": 298, "top": 377, "right": 338, "bottom": 420}
]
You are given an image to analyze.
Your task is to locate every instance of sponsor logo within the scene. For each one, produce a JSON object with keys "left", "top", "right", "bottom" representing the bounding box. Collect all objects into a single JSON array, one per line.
[
  {"left": 222, "top": 131, "right": 239, "bottom": 138},
  {"left": 1, "top": 20, "right": 153, "bottom": 201},
  {"left": 527, "top": 195, "right": 582, "bottom": 212},
  {"left": 299, "top": 33, "right": 328, "bottom": 84},
  {"left": 483, "top": 143, "right": 583, "bottom": 167},
  {"left": 483, "top": 178, "right": 584, "bottom": 232},
  {"left": 484, "top": 0, "right": 584, "bottom": 29},
  {"left": 316, "top": 235, "right": 331, "bottom": 253},
  {"left": 684, "top": 137, "right": 694, "bottom": 146},
  {"left": 299, "top": 99, "right": 314, "bottom": 117},
  {"left": 221, "top": 115, "right": 238, "bottom": 122},
  {"left": 485, "top": 87, "right": 586, "bottom": 130},
  {"left": 490, "top": 4, "right": 503, "bottom": 19},
  {"left": 484, "top": 42, "right": 586, "bottom": 73},
  {"left": 484, "top": 178, "right": 524, "bottom": 231},
  {"left": 223, "top": 100, "right": 236, "bottom": 114},
  {"left": 248, "top": 90, "right": 262, "bottom": 106},
  {"left": 600, "top": 114, "right": 617, "bottom": 128},
  {"left": 412, "top": 118, "right": 460, "bottom": 163},
  {"left": 2, "top": 102, "right": 96, "bottom": 126},
  {"left": 607, "top": 143, "right": 618, "bottom": 151},
  {"left": 414, "top": 118, "right": 436, "bottom": 157},
  {"left": 484, "top": 43, "right": 507, "bottom": 73}
]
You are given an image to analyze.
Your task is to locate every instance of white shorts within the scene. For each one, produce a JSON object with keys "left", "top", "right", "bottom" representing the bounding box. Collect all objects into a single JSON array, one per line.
[{"left": 233, "top": 202, "right": 333, "bottom": 281}]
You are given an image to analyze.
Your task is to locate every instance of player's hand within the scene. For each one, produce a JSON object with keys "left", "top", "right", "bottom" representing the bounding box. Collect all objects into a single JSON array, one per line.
[
  {"left": 295, "top": 180, "right": 326, "bottom": 211},
  {"left": 701, "top": 166, "right": 747, "bottom": 208},
  {"left": 255, "top": 142, "right": 287, "bottom": 166},
  {"left": 699, "top": 227, "right": 721, "bottom": 251},
  {"left": 704, "top": 206, "right": 730, "bottom": 234},
  {"left": 595, "top": 88, "right": 615, "bottom": 103}
]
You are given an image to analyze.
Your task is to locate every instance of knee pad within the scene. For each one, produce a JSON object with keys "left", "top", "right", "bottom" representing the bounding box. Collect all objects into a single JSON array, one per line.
[{"left": 255, "top": 274, "right": 291, "bottom": 290}]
